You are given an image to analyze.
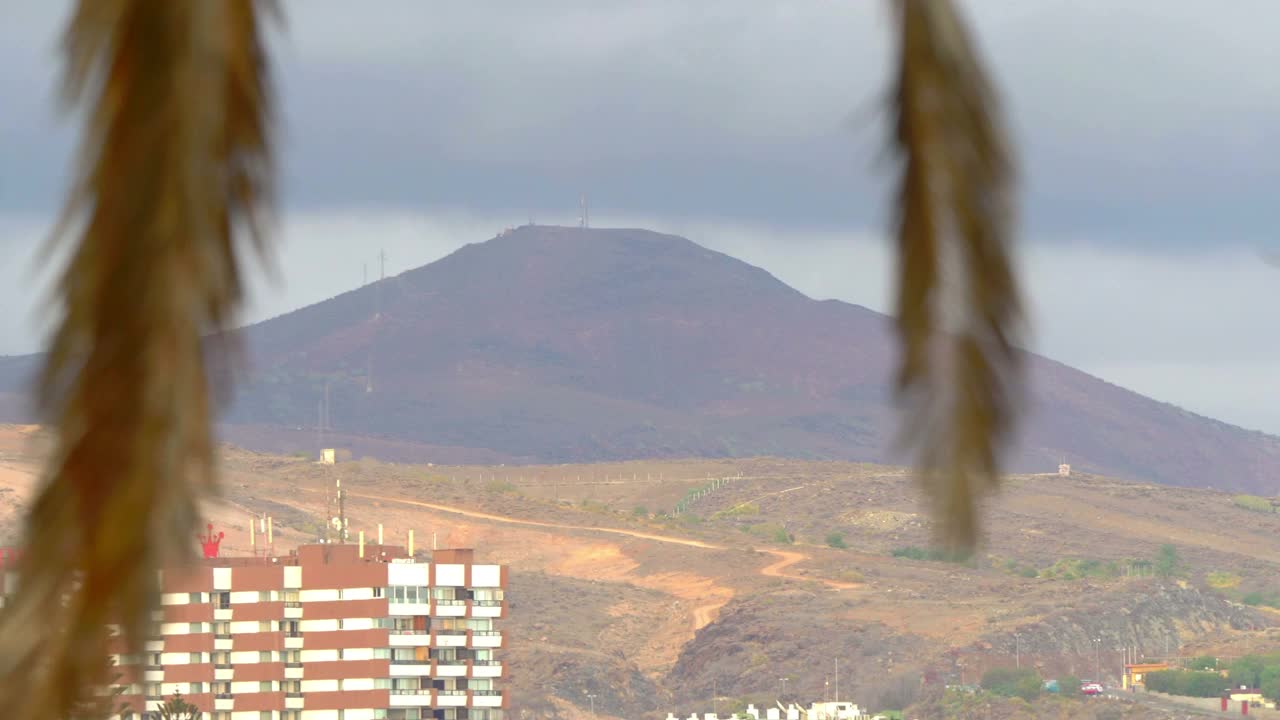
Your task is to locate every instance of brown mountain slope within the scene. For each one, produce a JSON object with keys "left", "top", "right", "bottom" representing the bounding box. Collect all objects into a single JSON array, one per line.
[{"left": 2, "top": 224, "right": 1278, "bottom": 492}]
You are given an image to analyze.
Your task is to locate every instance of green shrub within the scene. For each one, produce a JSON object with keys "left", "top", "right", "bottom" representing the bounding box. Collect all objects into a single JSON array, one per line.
[
  {"left": 891, "top": 546, "right": 971, "bottom": 564},
  {"left": 1206, "top": 571, "right": 1242, "bottom": 589},
  {"left": 1234, "top": 495, "right": 1276, "bottom": 513},
  {"left": 1019, "top": 566, "right": 1039, "bottom": 578},
  {"left": 1154, "top": 544, "right": 1182, "bottom": 578},
  {"left": 826, "top": 532, "right": 848, "bottom": 549},
  {"left": 772, "top": 527, "right": 793, "bottom": 544},
  {"left": 891, "top": 546, "right": 927, "bottom": 561},
  {"left": 1145, "top": 670, "right": 1227, "bottom": 697},
  {"left": 980, "top": 667, "right": 1042, "bottom": 701},
  {"left": 1056, "top": 675, "right": 1081, "bottom": 695},
  {"left": 1185, "top": 655, "right": 1218, "bottom": 671},
  {"left": 1241, "top": 591, "right": 1280, "bottom": 608},
  {"left": 632, "top": 505, "right": 649, "bottom": 517},
  {"left": 1040, "top": 557, "right": 1119, "bottom": 581}
]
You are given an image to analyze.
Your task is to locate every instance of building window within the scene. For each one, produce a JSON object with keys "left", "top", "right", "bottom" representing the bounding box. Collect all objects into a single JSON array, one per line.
[
  {"left": 373, "top": 586, "right": 384, "bottom": 598},
  {"left": 259, "top": 620, "right": 273, "bottom": 632},
  {"left": 190, "top": 682, "right": 204, "bottom": 694},
  {"left": 188, "top": 592, "right": 201, "bottom": 604},
  {"left": 260, "top": 681, "right": 273, "bottom": 692},
  {"left": 260, "top": 651, "right": 272, "bottom": 662},
  {"left": 260, "top": 591, "right": 272, "bottom": 602},
  {"left": 372, "top": 648, "right": 391, "bottom": 659},
  {"left": 374, "top": 678, "right": 391, "bottom": 689},
  {"left": 215, "top": 591, "right": 230, "bottom": 609},
  {"left": 260, "top": 713, "right": 273, "bottom": 720},
  {"left": 189, "top": 652, "right": 202, "bottom": 663}
]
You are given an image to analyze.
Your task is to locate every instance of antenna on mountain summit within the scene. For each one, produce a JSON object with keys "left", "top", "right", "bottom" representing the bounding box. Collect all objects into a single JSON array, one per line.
[{"left": 579, "top": 194, "right": 589, "bottom": 229}]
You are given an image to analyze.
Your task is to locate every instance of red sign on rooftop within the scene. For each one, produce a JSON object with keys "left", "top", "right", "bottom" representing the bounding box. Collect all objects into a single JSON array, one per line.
[{"left": 199, "top": 523, "right": 225, "bottom": 559}]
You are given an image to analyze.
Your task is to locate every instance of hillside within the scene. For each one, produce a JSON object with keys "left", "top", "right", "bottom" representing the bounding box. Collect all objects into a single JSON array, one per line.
[
  {"left": 3, "top": 224, "right": 1279, "bottom": 492},
  {"left": 4, "top": 433, "right": 1280, "bottom": 718}
]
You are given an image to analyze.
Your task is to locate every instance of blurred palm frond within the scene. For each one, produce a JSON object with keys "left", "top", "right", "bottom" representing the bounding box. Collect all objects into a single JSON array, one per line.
[
  {"left": 0, "top": 1, "right": 276, "bottom": 717},
  {"left": 890, "top": 0, "right": 1023, "bottom": 552}
]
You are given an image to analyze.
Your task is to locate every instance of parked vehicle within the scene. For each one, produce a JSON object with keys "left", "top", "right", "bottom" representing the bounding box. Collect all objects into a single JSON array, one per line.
[{"left": 1081, "top": 682, "right": 1104, "bottom": 696}]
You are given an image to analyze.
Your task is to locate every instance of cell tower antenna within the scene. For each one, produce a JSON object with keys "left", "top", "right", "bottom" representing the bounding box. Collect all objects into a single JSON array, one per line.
[
  {"left": 317, "top": 398, "right": 324, "bottom": 455},
  {"left": 579, "top": 194, "right": 589, "bottom": 229},
  {"left": 374, "top": 250, "right": 385, "bottom": 320}
]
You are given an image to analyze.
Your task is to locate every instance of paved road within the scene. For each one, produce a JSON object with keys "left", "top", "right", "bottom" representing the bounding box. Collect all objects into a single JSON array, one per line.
[{"left": 1103, "top": 688, "right": 1227, "bottom": 718}]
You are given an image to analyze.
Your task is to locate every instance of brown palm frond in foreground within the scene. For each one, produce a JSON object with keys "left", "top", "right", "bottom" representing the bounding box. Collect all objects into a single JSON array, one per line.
[
  {"left": 890, "top": 0, "right": 1023, "bottom": 552},
  {"left": 0, "top": 1, "right": 276, "bottom": 717}
]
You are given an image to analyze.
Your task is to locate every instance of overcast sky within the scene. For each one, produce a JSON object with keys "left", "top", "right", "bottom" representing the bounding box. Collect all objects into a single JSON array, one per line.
[{"left": 2, "top": 1, "right": 1279, "bottom": 433}]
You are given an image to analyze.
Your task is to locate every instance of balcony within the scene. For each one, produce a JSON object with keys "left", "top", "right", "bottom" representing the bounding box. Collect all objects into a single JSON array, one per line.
[
  {"left": 472, "top": 690, "right": 503, "bottom": 709},
  {"left": 283, "top": 601, "right": 301, "bottom": 608},
  {"left": 389, "top": 689, "right": 434, "bottom": 707},
  {"left": 286, "top": 692, "right": 303, "bottom": 699},
  {"left": 282, "top": 630, "right": 301, "bottom": 638},
  {"left": 434, "top": 631, "right": 467, "bottom": 648},
  {"left": 432, "top": 663, "right": 467, "bottom": 678},
  {"left": 214, "top": 633, "right": 232, "bottom": 640},
  {"left": 215, "top": 693, "right": 232, "bottom": 700},
  {"left": 214, "top": 663, "right": 232, "bottom": 669},
  {"left": 471, "top": 631, "right": 502, "bottom": 649},
  {"left": 285, "top": 662, "right": 302, "bottom": 669}
]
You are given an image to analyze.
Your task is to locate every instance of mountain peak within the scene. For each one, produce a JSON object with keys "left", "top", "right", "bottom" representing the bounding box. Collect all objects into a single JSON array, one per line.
[{"left": 4, "top": 225, "right": 1279, "bottom": 493}]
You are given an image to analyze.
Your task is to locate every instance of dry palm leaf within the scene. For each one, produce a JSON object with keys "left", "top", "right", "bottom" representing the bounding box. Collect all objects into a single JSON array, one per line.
[
  {"left": 0, "top": 1, "right": 277, "bottom": 717},
  {"left": 890, "top": 0, "right": 1023, "bottom": 553}
]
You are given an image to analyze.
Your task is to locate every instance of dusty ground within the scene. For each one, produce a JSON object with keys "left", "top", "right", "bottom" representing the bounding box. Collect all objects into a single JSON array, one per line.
[{"left": 3, "top": 430, "right": 1280, "bottom": 718}]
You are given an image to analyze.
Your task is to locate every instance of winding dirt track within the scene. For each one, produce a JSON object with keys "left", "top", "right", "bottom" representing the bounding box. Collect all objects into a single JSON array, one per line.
[{"left": 337, "top": 489, "right": 857, "bottom": 591}]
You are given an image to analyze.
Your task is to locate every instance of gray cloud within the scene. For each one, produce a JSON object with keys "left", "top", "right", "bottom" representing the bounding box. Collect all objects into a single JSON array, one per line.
[{"left": 5, "top": 1, "right": 1279, "bottom": 241}]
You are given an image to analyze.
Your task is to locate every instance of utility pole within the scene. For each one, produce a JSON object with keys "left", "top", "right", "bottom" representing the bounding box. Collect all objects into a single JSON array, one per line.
[
  {"left": 586, "top": 693, "right": 596, "bottom": 716},
  {"left": 1014, "top": 633, "right": 1021, "bottom": 669},
  {"left": 834, "top": 657, "right": 839, "bottom": 703},
  {"left": 1093, "top": 638, "right": 1101, "bottom": 683}
]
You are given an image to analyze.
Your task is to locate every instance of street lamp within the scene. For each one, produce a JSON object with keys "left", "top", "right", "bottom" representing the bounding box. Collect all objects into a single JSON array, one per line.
[
  {"left": 1014, "top": 633, "right": 1021, "bottom": 669},
  {"left": 587, "top": 693, "right": 596, "bottom": 716}
]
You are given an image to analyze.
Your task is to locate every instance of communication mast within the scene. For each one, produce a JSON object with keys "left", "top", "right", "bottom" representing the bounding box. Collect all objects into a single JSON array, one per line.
[
  {"left": 324, "top": 476, "right": 348, "bottom": 544},
  {"left": 579, "top": 194, "right": 589, "bottom": 228}
]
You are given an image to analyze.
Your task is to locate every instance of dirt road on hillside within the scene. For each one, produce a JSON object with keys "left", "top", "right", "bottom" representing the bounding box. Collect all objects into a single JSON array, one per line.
[{"left": 337, "top": 488, "right": 858, "bottom": 591}]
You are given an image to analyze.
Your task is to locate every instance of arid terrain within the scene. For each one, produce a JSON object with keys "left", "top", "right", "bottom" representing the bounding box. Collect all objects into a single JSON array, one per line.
[{"left": 4, "top": 424, "right": 1280, "bottom": 718}]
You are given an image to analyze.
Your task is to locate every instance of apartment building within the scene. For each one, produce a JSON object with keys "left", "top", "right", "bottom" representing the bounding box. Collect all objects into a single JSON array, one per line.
[{"left": 2, "top": 541, "right": 507, "bottom": 720}]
